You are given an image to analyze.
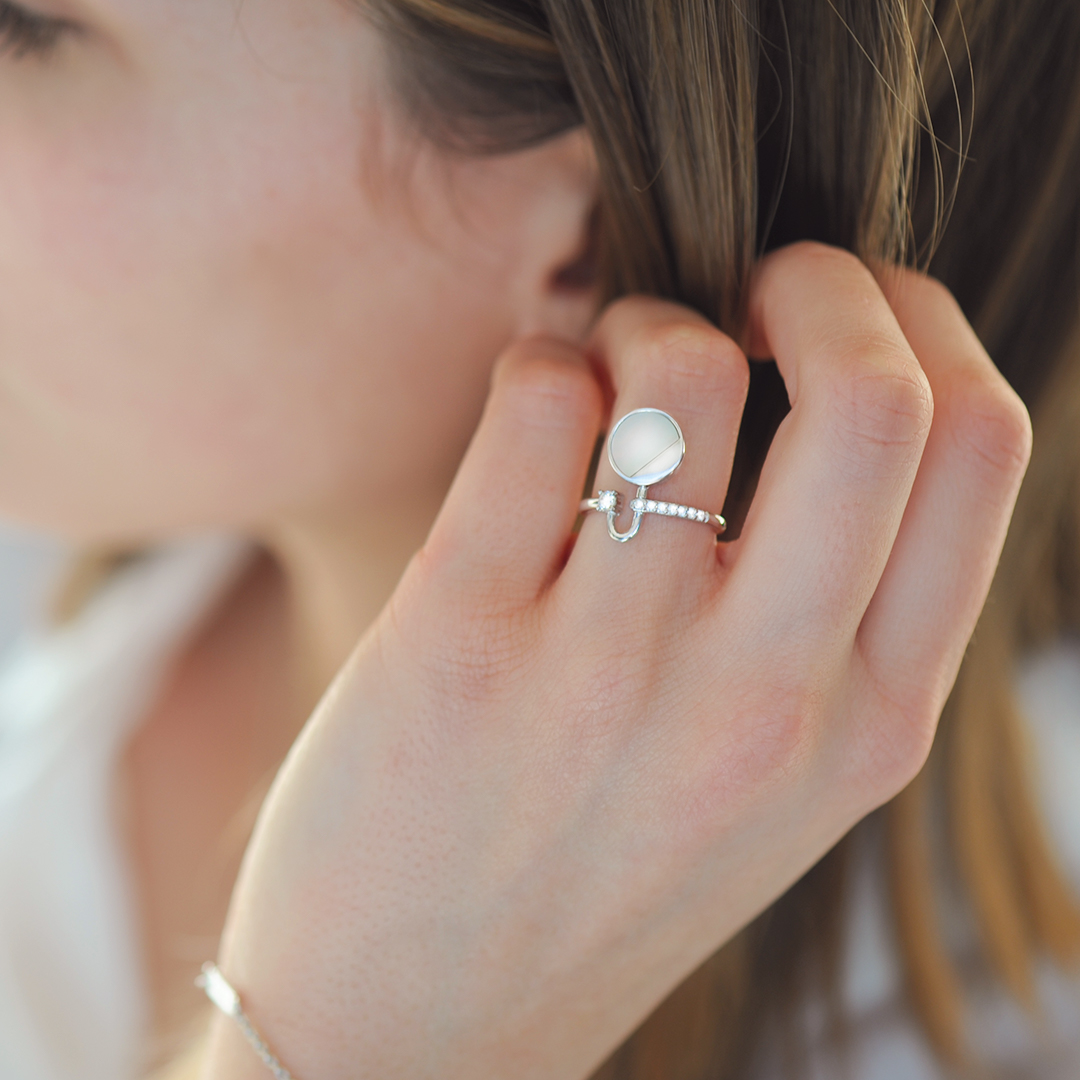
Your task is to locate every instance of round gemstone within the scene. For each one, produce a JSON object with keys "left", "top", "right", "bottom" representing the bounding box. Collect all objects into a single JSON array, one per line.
[{"left": 607, "top": 409, "right": 685, "bottom": 485}]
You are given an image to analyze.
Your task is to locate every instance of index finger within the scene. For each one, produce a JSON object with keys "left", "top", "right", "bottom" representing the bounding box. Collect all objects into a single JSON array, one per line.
[{"left": 723, "top": 242, "right": 934, "bottom": 658}]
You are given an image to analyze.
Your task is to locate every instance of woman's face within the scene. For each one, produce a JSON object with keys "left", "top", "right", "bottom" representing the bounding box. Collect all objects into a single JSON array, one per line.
[{"left": 0, "top": 0, "right": 597, "bottom": 541}]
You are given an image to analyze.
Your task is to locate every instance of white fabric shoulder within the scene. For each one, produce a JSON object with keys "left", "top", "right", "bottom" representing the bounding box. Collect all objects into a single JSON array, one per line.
[{"left": 0, "top": 538, "right": 251, "bottom": 1080}]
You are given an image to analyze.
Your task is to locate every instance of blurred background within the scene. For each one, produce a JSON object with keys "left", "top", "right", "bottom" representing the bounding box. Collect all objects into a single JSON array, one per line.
[{"left": 0, "top": 527, "right": 68, "bottom": 657}]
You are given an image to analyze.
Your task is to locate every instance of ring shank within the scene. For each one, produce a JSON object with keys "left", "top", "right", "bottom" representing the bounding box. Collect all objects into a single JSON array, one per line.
[{"left": 579, "top": 492, "right": 726, "bottom": 534}]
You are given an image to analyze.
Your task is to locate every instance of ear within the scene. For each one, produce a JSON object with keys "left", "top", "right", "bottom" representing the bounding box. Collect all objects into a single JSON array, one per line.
[
  {"left": 392, "top": 124, "right": 601, "bottom": 343},
  {"left": 501, "top": 127, "right": 601, "bottom": 343}
]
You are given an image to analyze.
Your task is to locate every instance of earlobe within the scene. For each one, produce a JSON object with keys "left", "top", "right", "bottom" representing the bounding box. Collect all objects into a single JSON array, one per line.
[{"left": 551, "top": 203, "right": 600, "bottom": 293}]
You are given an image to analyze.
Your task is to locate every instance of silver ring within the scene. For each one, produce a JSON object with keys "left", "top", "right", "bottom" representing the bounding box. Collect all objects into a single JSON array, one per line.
[{"left": 579, "top": 408, "right": 727, "bottom": 543}]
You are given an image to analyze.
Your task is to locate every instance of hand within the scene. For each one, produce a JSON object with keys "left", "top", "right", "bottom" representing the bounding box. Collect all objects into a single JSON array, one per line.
[{"left": 203, "top": 242, "right": 1031, "bottom": 1080}]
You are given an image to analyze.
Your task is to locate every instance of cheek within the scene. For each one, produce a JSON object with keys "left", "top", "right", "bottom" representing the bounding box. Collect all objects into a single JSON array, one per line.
[{"left": 0, "top": 67, "right": 516, "bottom": 540}]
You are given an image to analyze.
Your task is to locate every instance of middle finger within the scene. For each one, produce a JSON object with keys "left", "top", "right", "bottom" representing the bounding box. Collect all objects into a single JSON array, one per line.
[{"left": 568, "top": 296, "right": 749, "bottom": 600}]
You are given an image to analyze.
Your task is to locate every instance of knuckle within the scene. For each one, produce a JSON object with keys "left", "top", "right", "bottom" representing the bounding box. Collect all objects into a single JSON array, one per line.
[
  {"left": 688, "top": 678, "right": 827, "bottom": 811},
  {"left": 855, "top": 697, "right": 937, "bottom": 801},
  {"left": 668, "top": 687, "right": 829, "bottom": 847},
  {"left": 847, "top": 659, "right": 940, "bottom": 800},
  {"left": 826, "top": 354, "right": 934, "bottom": 466},
  {"left": 748, "top": 685, "right": 827, "bottom": 774},
  {"left": 948, "top": 373, "right": 1033, "bottom": 482}
]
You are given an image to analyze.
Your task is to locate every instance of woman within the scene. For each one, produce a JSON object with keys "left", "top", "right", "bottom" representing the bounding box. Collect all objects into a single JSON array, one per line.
[{"left": 0, "top": 0, "right": 1077, "bottom": 1077}]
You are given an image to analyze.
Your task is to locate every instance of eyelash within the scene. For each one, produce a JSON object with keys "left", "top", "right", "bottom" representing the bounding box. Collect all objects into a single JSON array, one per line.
[{"left": 0, "top": 0, "right": 74, "bottom": 59}]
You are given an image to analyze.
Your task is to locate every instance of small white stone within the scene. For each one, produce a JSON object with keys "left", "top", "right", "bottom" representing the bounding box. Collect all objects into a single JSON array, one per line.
[
  {"left": 678, "top": 506, "right": 687, "bottom": 517},
  {"left": 198, "top": 964, "right": 241, "bottom": 1018},
  {"left": 646, "top": 501, "right": 657, "bottom": 512}
]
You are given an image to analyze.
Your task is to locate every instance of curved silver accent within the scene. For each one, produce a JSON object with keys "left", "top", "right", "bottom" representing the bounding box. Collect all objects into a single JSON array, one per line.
[
  {"left": 605, "top": 484, "right": 647, "bottom": 542},
  {"left": 579, "top": 487, "right": 726, "bottom": 540}
]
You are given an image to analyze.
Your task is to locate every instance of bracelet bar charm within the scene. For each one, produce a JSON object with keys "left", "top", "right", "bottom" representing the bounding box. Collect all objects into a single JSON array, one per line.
[{"left": 196, "top": 962, "right": 298, "bottom": 1080}]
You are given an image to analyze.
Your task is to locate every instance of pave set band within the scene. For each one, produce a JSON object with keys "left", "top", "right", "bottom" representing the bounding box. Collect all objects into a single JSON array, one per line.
[
  {"left": 579, "top": 491, "right": 724, "bottom": 528},
  {"left": 580, "top": 408, "right": 727, "bottom": 543}
]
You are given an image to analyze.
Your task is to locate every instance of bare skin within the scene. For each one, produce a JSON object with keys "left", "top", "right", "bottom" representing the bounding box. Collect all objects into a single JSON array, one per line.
[
  {"left": 118, "top": 553, "right": 295, "bottom": 1052},
  {"left": 120, "top": 522, "right": 433, "bottom": 1055}
]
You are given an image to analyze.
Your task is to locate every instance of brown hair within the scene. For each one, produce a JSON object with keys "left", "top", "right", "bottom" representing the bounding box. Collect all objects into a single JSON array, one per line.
[{"left": 364, "top": 0, "right": 1080, "bottom": 1073}]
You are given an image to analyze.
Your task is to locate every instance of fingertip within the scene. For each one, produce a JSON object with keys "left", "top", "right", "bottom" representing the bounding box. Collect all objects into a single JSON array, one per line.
[
  {"left": 427, "top": 334, "right": 604, "bottom": 603},
  {"left": 491, "top": 335, "right": 604, "bottom": 434},
  {"left": 586, "top": 295, "right": 746, "bottom": 399},
  {"left": 493, "top": 333, "right": 589, "bottom": 379}
]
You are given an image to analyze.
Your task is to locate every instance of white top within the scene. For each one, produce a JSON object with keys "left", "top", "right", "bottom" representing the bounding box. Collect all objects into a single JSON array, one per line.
[
  {"left": 0, "top": 526, "right": 67, "bottom": 655},
  {"left": 0, "top": 537, "right": 1077, "bottom": 1079},
  {"left": 0, "top": 538, "right": 249, "bottom": 1080}
]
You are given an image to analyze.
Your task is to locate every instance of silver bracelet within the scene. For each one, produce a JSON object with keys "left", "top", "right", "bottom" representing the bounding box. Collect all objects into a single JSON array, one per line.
[{"left": 196, "top": 962, "right": 297, "bottom": 1080}]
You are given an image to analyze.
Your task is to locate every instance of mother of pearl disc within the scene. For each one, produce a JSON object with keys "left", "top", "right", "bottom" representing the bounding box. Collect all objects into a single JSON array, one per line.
[{"left": 607, "top": 408, "right": 685, "bottom": 486}]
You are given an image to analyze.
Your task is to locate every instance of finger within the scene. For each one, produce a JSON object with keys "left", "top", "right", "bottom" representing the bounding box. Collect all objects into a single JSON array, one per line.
[
  {"left": 571, "top": 296, "right": 748, "bottom": 587},
  {"left": 852, "top": 268, "right": 1031, "bottom": 721},
  {"left": 727, "top": 242, "right": 934, "bottom": 654},
  {"left": 422, "top": 336, "right": 603, "bottom": 604}
]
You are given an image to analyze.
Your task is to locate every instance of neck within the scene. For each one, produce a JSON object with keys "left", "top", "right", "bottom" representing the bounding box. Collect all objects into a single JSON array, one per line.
[{"left": 263, "top": 492, "right": 441, "bottom": 716}]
